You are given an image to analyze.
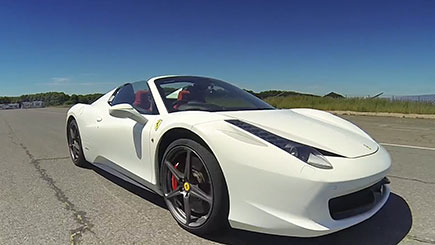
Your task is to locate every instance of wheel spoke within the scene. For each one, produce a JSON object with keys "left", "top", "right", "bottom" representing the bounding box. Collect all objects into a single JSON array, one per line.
[
  {"left": 74, "top": 128, "right": 80, "bottom": 140},
  {"left": 184, "top": 150, "right": 191, "bottom": 181},
  {"left": 71, "top": 141, "right": 80, "bottom": 154},
  {"left": 190, "top": 185, "right": 212, "bottom": 204},
  {"left": 183, "top": 194, "right": 191, "bottom": 224},
  {"left": 165, "top": 160, "right": 183, "bottom": 181},
  {"left": 165, "top": 186, "right": 182, "bottom": 199},
  {"left": 72, "top": 146, "right": 79, "bottom": 158},
  {"left": 70, "top": 128, "right": 76, "bottom": 139}
]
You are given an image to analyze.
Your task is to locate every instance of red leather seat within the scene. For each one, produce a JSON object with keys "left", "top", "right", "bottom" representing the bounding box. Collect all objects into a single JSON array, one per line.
[
  {"left": 134, "top": 90, "right": 151, "bottom": 111},
  {"left": 178, "top": 90, "right": 190, "bottom": 101},
  {"left": 173, "top": 90, "right": 190, "bottom": 110}
]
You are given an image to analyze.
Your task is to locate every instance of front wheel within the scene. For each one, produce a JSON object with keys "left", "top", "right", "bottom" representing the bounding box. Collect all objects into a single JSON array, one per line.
[{"left": 160, "top": 139, "right": 229, "bottom": 235}]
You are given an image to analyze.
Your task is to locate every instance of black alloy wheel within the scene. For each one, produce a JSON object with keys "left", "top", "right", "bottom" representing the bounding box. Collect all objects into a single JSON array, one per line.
[{"left": 161, "top": 138, "right": 229, "bottom": 235}]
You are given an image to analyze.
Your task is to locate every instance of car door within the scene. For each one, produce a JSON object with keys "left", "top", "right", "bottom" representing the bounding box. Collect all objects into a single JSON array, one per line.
[{"left": 94, "top": 82, "right": 159, "bottom": 183}]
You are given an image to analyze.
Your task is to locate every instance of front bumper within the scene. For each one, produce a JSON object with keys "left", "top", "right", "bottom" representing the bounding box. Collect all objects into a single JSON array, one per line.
[
  {"left": 193, "top": 122, "right": 392, "bottom": 237},
  {"left": 227, "top": 170, "right": 390, "bottom": 237}
]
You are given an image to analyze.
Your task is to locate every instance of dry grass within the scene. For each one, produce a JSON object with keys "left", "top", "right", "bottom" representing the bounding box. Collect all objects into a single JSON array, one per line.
[{"left": 265, "top": 96, "right": 435, "bottom": 114}]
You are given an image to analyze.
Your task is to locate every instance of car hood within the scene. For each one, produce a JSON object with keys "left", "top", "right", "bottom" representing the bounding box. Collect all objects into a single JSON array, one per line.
[{"left": 219, "top": 109, "right": 378, "bottom": 158}]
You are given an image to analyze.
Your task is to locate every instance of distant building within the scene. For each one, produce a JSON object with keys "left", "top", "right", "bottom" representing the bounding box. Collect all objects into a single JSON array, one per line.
[
  {"left": 8, "top": 103, "right": 20, "bottom": 109},
  {"left": 21, "top": 102, "right": 32, "bottom": 109},
  {"left": 21, "top": 101, "right": 45, "bottom": 109},
  {"left": 324, "top": 92, "right": 344, "bottom": 98},
  {"left": 0, "top": 101, "right": 45, "bottom": 110},
  {"left": 32, "top": 101, "right": 45, "bottom": 108}
]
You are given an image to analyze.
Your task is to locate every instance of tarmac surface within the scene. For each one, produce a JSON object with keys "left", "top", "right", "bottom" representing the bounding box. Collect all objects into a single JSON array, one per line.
[{"left": 0, "top": 108, "right": 434, "bottom": 244}]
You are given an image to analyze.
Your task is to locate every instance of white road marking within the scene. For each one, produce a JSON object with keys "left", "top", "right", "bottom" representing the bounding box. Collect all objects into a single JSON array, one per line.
[
  {"left": 380, "top": 143, "right": 435, "bottom": 151},
  {"left": 386, "top": 127, "right": 431, "bottom": 132}
]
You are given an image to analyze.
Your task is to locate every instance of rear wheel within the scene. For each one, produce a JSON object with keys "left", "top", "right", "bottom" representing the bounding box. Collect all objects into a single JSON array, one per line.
[
  {"left": 160, "top": 139, "right": 229, "bottom": 235},
  {"left": 67, "top": 119, "right": 88, "bottom": 167}
]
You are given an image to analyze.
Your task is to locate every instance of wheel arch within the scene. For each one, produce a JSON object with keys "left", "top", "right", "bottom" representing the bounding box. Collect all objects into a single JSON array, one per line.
[
  {"left": 155, "top": 127, "right": 219, "bottom": 188},
  {"left": 66, "top": 115, "right": 77, "bottom": 137},
  {"left": 66, "top": 103, "right": 88, "bottom": 131},
  {"left": 67, "top": 115, "right": 76, "bottom": 124},
  {"left": 66, "top": 105, "right": 90, "bottom": 163},
  {"left": 66, "top": 114, "right": 83, "bottom": 137}
]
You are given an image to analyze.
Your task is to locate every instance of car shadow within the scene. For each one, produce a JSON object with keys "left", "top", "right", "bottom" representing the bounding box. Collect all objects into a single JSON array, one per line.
[
  {"left": 90, "top": 164, "right": 167, "bottom": 209},
  {"left": 89, "top": 166, "right": 412, "bottom": 245}
]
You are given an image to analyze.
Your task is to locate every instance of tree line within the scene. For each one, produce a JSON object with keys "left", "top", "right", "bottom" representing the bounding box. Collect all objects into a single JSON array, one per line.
[
  {"left": 0, "top": 89, "right": 344, "bottom": 107},
  {"left": 0, "top": 92, "right": 104, "bottom": 106},
  {"left": 245, "top": 89, "right": 321, "bottom": 99}
]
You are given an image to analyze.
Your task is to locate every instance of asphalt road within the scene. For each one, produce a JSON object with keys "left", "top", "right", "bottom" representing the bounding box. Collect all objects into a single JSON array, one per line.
[{"left": 0, "top": 108, "right": 434, "bottom": 245}]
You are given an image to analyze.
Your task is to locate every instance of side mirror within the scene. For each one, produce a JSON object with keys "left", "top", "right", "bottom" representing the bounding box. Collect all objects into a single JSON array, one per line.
[{"left": 109, "top": 103, "right": 148, "bottom": 124}]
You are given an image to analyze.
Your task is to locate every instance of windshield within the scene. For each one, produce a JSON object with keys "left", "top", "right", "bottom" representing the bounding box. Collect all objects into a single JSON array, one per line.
[{"left": 155, "top": 76, "right": 274, "bottom": 112}]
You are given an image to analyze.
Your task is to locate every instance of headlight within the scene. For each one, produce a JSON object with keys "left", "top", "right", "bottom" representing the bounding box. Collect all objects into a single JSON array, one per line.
[
  {"left": 283, "top": 142, "right": 333, "bottom": 169},
  {"left": 226, "top": 119, "right": 334, "bottom": 169}
]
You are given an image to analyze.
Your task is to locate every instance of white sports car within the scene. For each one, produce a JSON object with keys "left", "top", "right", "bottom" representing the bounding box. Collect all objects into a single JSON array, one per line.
[{"left": 66, "top": 75, "right": 391, "bottom": 237}]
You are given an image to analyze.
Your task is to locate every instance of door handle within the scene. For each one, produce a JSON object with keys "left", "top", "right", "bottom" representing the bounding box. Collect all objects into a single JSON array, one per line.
[{"left": 96, "top": 117, "right": 102, "bottom": 122}]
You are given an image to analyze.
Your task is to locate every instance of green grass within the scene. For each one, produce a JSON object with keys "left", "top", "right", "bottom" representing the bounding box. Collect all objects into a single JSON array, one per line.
[{"left": 265, "top": 96, "right": 435, "bottom": 114}]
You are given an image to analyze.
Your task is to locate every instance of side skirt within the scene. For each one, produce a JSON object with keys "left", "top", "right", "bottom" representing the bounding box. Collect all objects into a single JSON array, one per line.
[{"left": 92, "top": 156, "right": 163, "bottom": 196}]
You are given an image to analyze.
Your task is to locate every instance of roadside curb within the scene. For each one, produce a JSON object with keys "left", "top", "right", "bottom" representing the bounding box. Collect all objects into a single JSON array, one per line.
[{"left": 330, "top": 110, "right": 435, "bottom": 119}]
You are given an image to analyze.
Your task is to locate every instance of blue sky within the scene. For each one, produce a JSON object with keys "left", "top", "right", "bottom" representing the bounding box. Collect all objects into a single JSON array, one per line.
[{"left": 0, "top": 0, "right": 434, "bottom": 96}]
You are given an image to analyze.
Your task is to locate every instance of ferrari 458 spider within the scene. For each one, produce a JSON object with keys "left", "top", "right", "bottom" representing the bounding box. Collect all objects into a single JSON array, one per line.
[{"left": 66, "top": 75, "right": 391, "bottom": 237}]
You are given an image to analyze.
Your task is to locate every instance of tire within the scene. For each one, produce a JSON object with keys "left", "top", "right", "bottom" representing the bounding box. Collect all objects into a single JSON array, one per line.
[
  {"left": 67, "top": 119, "right": 89, "bottom": 168},
  {"left": 160, "top": 138, "right": 229, "bottom": 235}
]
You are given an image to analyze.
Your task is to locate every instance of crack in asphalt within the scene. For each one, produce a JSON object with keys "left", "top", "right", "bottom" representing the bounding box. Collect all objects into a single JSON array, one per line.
[
  {"left": 388, "top": 175, "right": 435, "bottom": 185},
  {"left": 4, "top": 119, "right": 96, "bottom": 244},
  {"left": 406, "top": 235, "right": 435, "bottom": 244},
  {"left": 36, "top": 156, "right": 71, "bottom": 161},
  {"left": 6, "top": 122, "right": 19, "bottom": 147},
  {"left": 23, "top": 148, "right": 96, "bottom": 244}
]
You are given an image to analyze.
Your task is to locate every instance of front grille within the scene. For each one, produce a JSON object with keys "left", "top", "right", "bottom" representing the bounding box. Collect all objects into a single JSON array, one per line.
[{"left": 329, "top": 177, "right": 390, "bottom": 220}]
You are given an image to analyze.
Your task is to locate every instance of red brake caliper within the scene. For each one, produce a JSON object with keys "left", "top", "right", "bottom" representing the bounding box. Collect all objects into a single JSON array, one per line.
[{"left": 171, "top": 162, "right": 180, "bottom": 190}]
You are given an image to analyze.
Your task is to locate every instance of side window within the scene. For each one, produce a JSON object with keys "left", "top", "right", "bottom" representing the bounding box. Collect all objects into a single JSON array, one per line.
[
  {"left": 111, "top": 84, "right": 135, "bottom": 106},
  {"left": 110, "top": 82, "right": 158, "bottom": 115},
  {"left": 157, "top": 82, "right": 194, "bottom": 112}
]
